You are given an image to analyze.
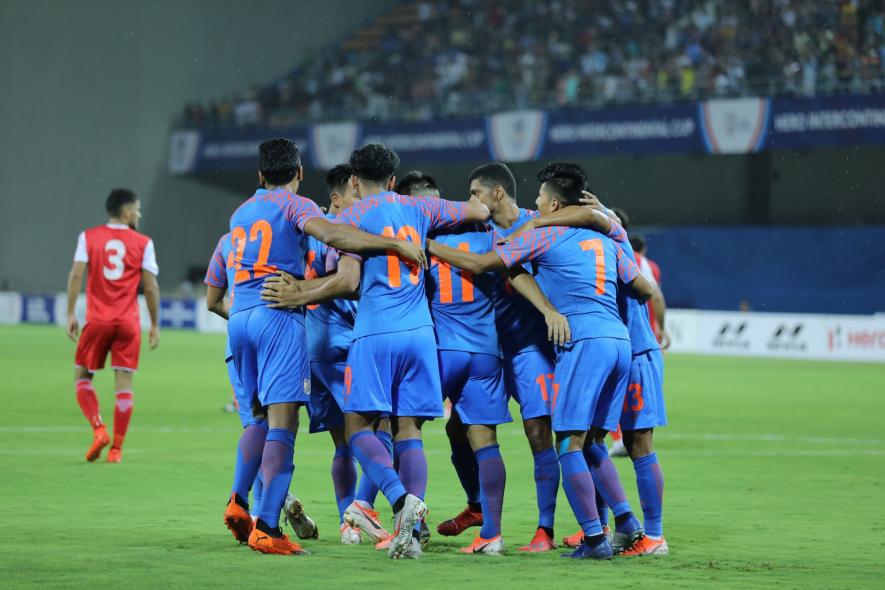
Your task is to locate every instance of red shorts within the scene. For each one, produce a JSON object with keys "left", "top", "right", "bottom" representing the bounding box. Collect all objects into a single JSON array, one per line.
[{"left": 75, "top": 321, "right": 141, "bottom": 372}]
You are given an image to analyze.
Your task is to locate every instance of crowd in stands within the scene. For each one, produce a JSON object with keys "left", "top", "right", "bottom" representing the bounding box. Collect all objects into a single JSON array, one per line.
[{"left": 183, "top": 0, "right": 885, "bottom": 128}]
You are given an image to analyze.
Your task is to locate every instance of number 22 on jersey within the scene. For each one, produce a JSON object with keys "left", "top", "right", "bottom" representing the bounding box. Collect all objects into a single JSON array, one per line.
[{"left": 228, "top": 220, "right": 277, "bottom": 284}]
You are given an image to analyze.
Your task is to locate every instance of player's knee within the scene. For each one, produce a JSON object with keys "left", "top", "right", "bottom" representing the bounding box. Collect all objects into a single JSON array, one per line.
[
  {"left": 555, "top": 431, "right": 585, "bottom": 455},
  {"left": 394, "top": 417, "right": 423, "bottom": 440},
  {"left": 624, "top": 428, "right": 654, "bottom": 459},
  {"left": 466, "top": 425, "right": 497, "bottom": 450},
  {"left": 523, "top": 418, "right": 552, "bottom": 452}
]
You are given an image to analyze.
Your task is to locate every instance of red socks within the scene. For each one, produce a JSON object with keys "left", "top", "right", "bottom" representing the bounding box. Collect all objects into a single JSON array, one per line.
[
  {"left": 75, "top": 379, "right": 103, "bottom": 430},
  {"left": 113, "top": 391, "right": 134, "bottom": 449}
]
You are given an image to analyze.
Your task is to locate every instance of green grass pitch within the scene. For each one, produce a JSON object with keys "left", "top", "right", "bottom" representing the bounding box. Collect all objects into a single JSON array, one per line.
[{"left": 1, "top": 325, "right": 883, "bottom": 589}]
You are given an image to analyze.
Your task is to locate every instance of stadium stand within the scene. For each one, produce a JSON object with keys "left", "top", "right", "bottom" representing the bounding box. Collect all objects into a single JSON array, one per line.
[{"left": 182, "top": 0, "right": 885, "bottom": 128}]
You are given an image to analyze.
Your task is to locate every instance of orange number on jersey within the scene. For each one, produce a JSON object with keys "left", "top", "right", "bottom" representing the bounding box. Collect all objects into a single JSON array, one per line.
[
  {"left": 303, "top": 250, "right": 319, "bottom": 311},
  {"left": 250, "top": 220, "right": 277, "bottom": 278},
  {"left": 624, "top": 383, "right": 644, "bottom": 412},
  {"left": 229, "top": 221, "right": 275, "bottom": 284},
  {"left": 434, "top": 242, "right": 475, "bottom": 304},
  {"left": 382, "top": 225, "right": 421, "bottom": 288},
  {"left": 579, "top": 238, "right": 606, "bottom": 295}
]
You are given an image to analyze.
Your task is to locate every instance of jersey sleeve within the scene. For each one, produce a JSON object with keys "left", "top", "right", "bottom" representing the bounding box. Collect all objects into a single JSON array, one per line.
[
  {"left": 142, "top": 239, "right": 159, "bottom": 276},
  {"left": 616, "top": 246, "right": 640, "bottom": 284},
  {"left": 286, "top": 197, "right": 324, "bottom": 231},
  {"left": 73, "top": 232, "right": 88, "bottom": 263},
  {"left": 606, "top": 220, "right": 628, "bottom": 244},
  {"left": 204, "top": 237, "right": 227, "bottom": 288},
  {"left": 494, "top": 226, "right": 560, "bottom": 268},
  {"left": 417, "top": 197, "right": 469, "bottom": 232}
]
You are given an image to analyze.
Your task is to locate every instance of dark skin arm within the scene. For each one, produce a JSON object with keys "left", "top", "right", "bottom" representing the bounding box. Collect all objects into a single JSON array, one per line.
[
  {"left": 507, "top": 266, "right": 571, "bottom": 345},
  {"left": 261, "top": 254, "right": 361, "bottom": 308},
  {"left": 625, "top": 272, "right": 657, "bottom": 305},
  {"left": 648, "top": 281, "right": 669, "bottom": 349},
  {"left": 498, "top": 192, "right": 614, "bottom": 245},
  {"left": 426, "top": 239, "right": 505, "bottom": 274},
  {"left": 304, "top": 217, "right": 428, "bottom": 269},
  {"left": 206, "top": 285, "right": 229, "bottom": 320}
]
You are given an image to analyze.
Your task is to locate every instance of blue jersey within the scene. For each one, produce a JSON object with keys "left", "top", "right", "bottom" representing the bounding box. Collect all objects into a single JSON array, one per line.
[
  {"left": 305, "top": 215, "right": 358, "bottom": 363},
  {"left": 427, "top": 223, "right": 499, "bottom": 356},
  {"left": 228, "top": 188, "right": 323, "bottom": 315},
  {"left": 495, "top": 225, "right": 639, "bottom": 342},
  {"left": 615, "top": 236, "right": 660, "bottom": 356},
  {"left": 333, "top": 192, "right": 469, "bottom": 339},
  {"left": 204, "top": 232, "right": 235, "bottom": 360},
  {"left": 489, "top": 208, "right": 549, "bottom": 355}
]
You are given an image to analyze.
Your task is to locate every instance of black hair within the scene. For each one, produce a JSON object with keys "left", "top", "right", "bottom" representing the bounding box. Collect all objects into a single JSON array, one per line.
[
  {"left": 395, "top": 170, "right": 438, "bottom": 196},
  {"left": 537, "top": 162, "right": 587, "bottom": 206},
  {"left": 611, "top": 207, "right": 630, "bottom": 229},
  {"left": 105, "top": 188, "right": 138, "bottom": 217},
  {"left": 629, "top": 233, "right": 646, "bottom": 253},
  {"left": 349, "top": 143, "right": 399, "bottom": 183},
  {"left": 259, "top": 138, "right": 302, "bottom": 186},
  {"left": 325, "top": 164, "right": 353, "bottom": 193},
  {"left": 468, "top": 163, "right": 516, "bottom": 199}
]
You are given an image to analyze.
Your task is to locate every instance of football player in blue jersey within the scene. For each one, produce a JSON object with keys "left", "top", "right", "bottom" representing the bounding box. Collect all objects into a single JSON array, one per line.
[
  {"left": 225, "top": 139, "right": 427, "bottom": 555},
  {"left": 332, "top": 144, "right": 490, "bottom": 559},
  {"left": 396, "top": 170, "right": 510, "bottom": 555}
]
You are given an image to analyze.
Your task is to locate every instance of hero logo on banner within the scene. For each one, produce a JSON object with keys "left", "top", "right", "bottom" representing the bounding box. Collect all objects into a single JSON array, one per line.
[
  {"left": 487, "top": 110, "right": 547, "bottom": 162},
  {"left": 699, "top": 97, "right": 771, "bottom": 154},
  {"left": 310, "top": 122, "right": 360, "bottom": 170},
  {"left": 168, "top": 131, "right": 201, "bottom": 175}
]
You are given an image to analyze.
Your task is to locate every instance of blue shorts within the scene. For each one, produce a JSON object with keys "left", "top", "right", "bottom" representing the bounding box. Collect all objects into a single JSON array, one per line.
[
  {"left": 620, "top": 349, "right": 667, "bottom": 431},
  {"left": 227, "top": 358, "right": 260, "bottom": 428},
  {"left": 308, "top": 361, "right": 347, "bottom": 434},
  {"left": 503, "top": 346, "right": 555, "bottom": 420},
  {"left": 551, "top": 338, "right": 631, "bottom": 433},
  {"left": 345, "top": 326, "right": 443, "bottom": 418},
  {"left": 440, "top": 350, "right": 512, "bottom": 426},
  {"left": 228, "top": 305, "right": 310, "bottom": 407}
]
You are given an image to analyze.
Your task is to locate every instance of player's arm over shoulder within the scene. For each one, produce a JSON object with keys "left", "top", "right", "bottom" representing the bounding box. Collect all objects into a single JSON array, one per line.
[{"left": 428, "top": 237, "right": 503, "bottom": 274}]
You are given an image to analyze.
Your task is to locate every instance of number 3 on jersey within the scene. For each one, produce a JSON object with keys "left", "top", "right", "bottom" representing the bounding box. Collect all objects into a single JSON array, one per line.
[
  {"left": 103, "top": 239, "right": 126, "bottom": 281},
  {"left": 382, "top": 225, "right": 420, "bottom": 287},
  {"left": 228, "top": 220, "right": 276, "bottom": 283}
]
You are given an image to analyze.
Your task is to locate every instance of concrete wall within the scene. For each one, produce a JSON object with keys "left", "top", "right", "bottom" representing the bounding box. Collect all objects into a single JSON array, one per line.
[{"left": 0, "top": 0, "right": 394, "bottom": 291}]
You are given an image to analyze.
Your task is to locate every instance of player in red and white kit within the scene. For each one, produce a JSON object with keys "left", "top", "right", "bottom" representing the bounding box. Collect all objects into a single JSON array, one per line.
[{"left": 65, "top": 188, "right": 160, "bottom": 463}]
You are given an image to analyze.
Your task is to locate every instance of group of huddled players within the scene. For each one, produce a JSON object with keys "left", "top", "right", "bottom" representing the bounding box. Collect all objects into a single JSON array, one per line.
[
  {"left": 203, "top": 138, "right": 670, "bottom": 560},
  {"left": 64, "top": 136, "right": 668, "bottom": 562}
]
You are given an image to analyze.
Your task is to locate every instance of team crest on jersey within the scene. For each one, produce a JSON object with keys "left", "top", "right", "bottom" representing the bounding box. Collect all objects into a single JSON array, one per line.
[
  {"left": 698, "top": 97, "right": 771, "bottom": 154},
  {"left": 303, "top": 379, "right": 311, "bottom": 395},
  {"left": 486, "top": 110, "right": 548, "bottom": 162}
]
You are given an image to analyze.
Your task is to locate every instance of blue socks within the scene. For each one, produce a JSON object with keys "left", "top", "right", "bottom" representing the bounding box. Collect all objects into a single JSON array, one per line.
[
  {"left": 558, "top": 450, "right": 602, "bottom": 538},
  {"left": 349, "top": 431, "right": 406, "bottom": 508},
  {"left": 232, "top": 420, "right": 268, "bottom": 504},
  {"left": 476, "top": 444, "right": 506, "bottom": 539},
  {"left": 258, "top": 428, "right": 295, "bottom": 528},
  {"left": 331, "top": 444, "right": 357, "bottom": 523},
  {"left": 451, "top": 442, "right": 481, "bottom": 506},
  {"left": 532, "top": 447, "right": 559, "bottom": 529},
  {"left": 633, "top": 452, "right": 664, "bottom": 538},
  {"left": 250, "top": 472, "right": 264, "bottom": 518},
  {"left": 355, "top": 430, "right": 393, "bottom": 507}
]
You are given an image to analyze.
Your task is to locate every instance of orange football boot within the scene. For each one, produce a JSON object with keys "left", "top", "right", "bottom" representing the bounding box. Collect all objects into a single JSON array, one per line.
[
  {"left": 85, "top": 426, "right": 110, "bottom": 462},
  {"left": 248, "top": 526, "right": 309, "bottom": 555},
  {"left": 107, "top": 447, "right": 122, "bottom": 463},
  {"left": 436, "top": 506, "right": 483, "bottom": 537},
  {"left": 223, "top": 493, "right": 254, "bottom": 543},
  {"left": 459, "top": 535, "right": 504, "bottom": 555},
  {"left": 518, "top": 527, "right": 557, "bottom": 552},
  {"left": 619, "top": 535, "right": 669, "bottom": 556},
  {"left": 374, "top": 534, "right": 393, "bottom": 550}
]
